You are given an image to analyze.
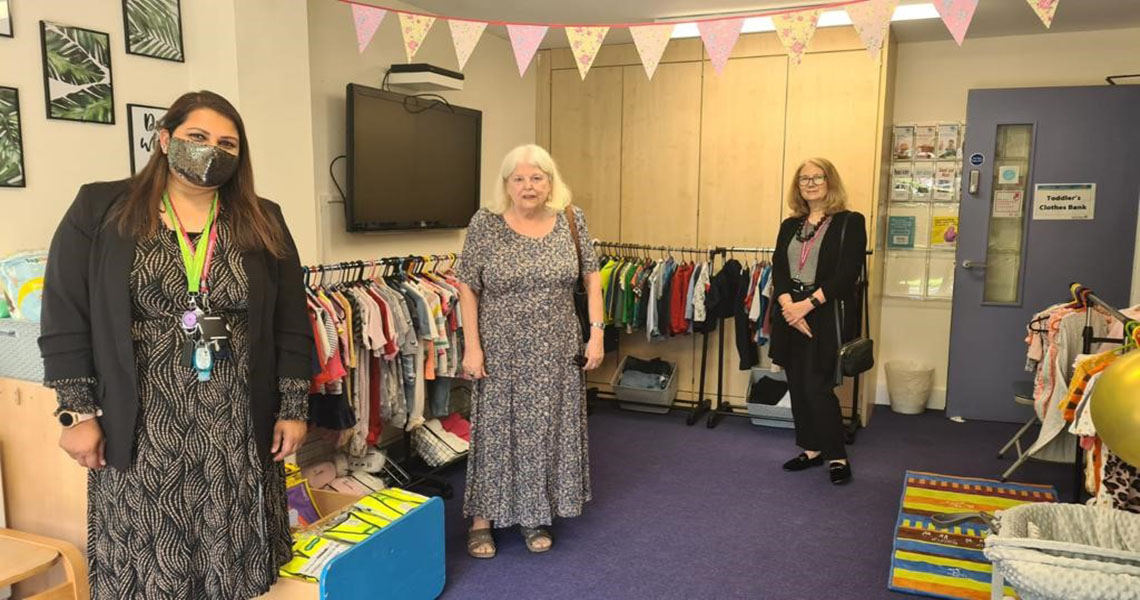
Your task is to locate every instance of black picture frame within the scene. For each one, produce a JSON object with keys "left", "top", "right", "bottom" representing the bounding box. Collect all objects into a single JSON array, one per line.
[
  {"left": 39, "top": 20, "right": 115, "bottom": 124},
  {"left": 1, "top": 0, "right": 14, "bottom": 38},
  {"left": 126, "top": 103, "right": 166, "bottom": 175},
  {"left": 122, "top": 0, "right": 185, "bottom": 63},
  {"left": 0, "top": 86, "right": 26, "bottom": 187}
]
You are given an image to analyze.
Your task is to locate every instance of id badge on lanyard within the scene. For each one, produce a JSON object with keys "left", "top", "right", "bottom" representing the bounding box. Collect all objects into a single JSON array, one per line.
[{"left": 165, "top": 192, "right": 222, "bottom": 381}]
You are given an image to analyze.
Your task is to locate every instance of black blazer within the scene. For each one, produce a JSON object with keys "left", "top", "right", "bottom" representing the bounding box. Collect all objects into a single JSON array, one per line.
[
  {"left": 38, "top": 179, "right": 314, "bottom": 470},
  {"left": 768, "top": 210, "right": 867, "bottom": 373}
]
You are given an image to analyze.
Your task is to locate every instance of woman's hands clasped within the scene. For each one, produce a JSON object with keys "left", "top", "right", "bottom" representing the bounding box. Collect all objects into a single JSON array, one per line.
[{"left": 780, "top": 296, "right": 814, "bottom": 338}]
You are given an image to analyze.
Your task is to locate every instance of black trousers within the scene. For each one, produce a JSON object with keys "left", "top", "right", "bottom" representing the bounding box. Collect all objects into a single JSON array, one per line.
[{"left": 784, "top": 330, "right": 847, "bottom": 461}]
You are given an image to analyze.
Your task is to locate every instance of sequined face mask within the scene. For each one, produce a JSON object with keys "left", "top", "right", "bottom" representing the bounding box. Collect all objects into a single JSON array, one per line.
[{"left": 166, "top": 136, "right": 239, "bottom": 188}]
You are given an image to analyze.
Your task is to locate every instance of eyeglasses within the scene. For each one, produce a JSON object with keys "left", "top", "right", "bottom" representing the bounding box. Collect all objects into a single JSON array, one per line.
[
  {"left": 508, "top": 174, "right": 549, "bottom": 186},
  {"left": 798, "top": 175, "right": 827, "bottom": 187}
]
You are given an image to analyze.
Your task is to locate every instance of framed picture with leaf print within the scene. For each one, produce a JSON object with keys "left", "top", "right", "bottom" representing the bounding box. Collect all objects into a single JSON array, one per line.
[
  {"left": 122, "top": 0, "right": 184, "bottom": 62},
  {"left": 1, "top": 0, "right": 13, "bottom": 38},
  {"left": 0, "top": 86, "right": 26, "bottom": 187},
  {"left": 39, "top": 21, "right": 115, "bottom": 124}
]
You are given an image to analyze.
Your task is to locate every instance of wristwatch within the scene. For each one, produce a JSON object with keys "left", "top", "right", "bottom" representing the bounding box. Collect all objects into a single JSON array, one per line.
[
  {"left": 590, "top": 321, "right": 605, "bottom": 330},
  {"left": 809, "top": 296, "right": 823, "bottom": 309},
  {"left": 58, "top": 409, "right": 103, "bottom": 428}
]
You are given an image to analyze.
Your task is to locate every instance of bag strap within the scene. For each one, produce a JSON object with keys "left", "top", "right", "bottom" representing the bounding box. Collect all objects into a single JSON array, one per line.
[{"left": 565, "top": 205, "right": 583, "bottom": 280}]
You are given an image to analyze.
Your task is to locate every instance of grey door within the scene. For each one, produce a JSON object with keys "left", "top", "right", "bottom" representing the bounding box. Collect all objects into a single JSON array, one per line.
[{"left": 946, "top": 86, "right": 1140, "bottom": 422}]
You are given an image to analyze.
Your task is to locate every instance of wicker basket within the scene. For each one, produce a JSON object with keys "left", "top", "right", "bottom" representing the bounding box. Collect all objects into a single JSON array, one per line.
[{"left": 0, "top": 319, "right": 44, "bottom": 382}]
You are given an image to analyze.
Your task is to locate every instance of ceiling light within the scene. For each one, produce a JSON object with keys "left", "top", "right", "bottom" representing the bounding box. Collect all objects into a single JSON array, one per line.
[{"left": 666, "top": 2, "right": 938, "bottom": 39}]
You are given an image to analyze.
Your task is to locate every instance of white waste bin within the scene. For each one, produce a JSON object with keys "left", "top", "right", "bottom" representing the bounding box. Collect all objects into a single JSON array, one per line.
[{"left": 885, "top": 360, "right": 933, "bottom": 415}]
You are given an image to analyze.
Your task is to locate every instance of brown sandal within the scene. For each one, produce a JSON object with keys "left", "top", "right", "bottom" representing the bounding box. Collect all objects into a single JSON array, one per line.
[
  {"left": 521, "top": 526, "right": 553, "bottom": 553},
  {"left": 467, "top": 528, "right": 496, "bottom": 559}
]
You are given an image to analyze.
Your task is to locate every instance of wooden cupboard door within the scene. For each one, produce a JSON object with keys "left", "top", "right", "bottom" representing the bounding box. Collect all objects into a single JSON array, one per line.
[
  {"left": 784, "top": 51, "right": 882, "bottom": 220},
  {"left": 621, "top": 62, "right": 703, "bottom": 247},
  {"left": 550, "top": 67, "right": 624, "bottom": 243},
  {"left": 699, "top": 55, "right": 789, "bottom": 250}
]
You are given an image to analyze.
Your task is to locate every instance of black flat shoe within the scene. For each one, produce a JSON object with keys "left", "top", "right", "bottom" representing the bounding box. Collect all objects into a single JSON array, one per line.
[
  {"left": 829, "top": 461, "right": 853, "bottom": 485},
  {"left": 783, "top": 453, "right": 824, "bottom": 471}
]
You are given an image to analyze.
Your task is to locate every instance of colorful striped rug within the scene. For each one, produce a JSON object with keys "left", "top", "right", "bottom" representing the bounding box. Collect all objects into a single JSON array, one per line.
[{"left": 888, "top": 471, "right": 1058, "bottom": 600}]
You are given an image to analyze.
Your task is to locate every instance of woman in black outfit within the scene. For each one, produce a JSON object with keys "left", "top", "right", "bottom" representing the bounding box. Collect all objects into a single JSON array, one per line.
[{"left": 769, "top": 158, "right": 866, "bottom": 485}]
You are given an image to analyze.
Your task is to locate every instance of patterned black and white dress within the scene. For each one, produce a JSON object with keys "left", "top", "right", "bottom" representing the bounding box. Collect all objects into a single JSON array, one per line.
[
  {"left": 456, "top": 207, "right": 598, "bottom": 528},
  {"left": 46, "top": 218, "right": 309, "bottom": 599}
]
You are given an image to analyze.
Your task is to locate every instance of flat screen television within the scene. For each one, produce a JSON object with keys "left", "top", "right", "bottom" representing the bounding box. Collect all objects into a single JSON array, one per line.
[{"left": 345, "top": 84, "right": 482, "bottom": 231}]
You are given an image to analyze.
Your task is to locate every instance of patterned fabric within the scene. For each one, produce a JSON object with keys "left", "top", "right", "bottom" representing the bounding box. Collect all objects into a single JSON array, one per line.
[
  {"left": 44, "top": 376, "right": 99, "bottom": 415},
  {"left": 84, "top": 220, "right": 296, "bottom": 599},
  {"left": 889, "top": 471, "right": 1058, "bottom": 600},
  {"left": 457, "top": 207, "right": 598, "bottom": 528},
  {"left": 1102, "top": 452, "right": 1140, "bottom": 514}
]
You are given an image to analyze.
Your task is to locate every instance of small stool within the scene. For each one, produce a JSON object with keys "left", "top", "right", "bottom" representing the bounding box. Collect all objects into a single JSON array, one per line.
[
  {"left": 996, "top": 381, "right": 1038, "bottom": 481},
  {"left": 0, "top": 528, "right": 88, "bottom": 599}
]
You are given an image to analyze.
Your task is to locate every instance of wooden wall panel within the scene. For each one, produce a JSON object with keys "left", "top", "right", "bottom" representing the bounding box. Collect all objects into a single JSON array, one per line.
[
  {"left": 620, "top": 62, "right": 703, "bottom": 246},
  {"left": 550, "top": 67, "right": 624, "bottom": 243},
  {"left": 535, "top": 50, "right": 552, "bottom": 149},
  {"left": 698, "top": 55, "right": 789, "bottom": 249},
  {"left": 784, "top": 51, "right": 883, "bottom": 219}
]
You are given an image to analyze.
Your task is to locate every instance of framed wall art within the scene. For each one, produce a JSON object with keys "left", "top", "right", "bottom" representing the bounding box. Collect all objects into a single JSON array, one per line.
[
  {"left": 123, "top": 0, "right": 184, "bottom": 62},
  {"left": 127, "top": 103, "right": 166, "bottom": 174},
  {"left": 0, "top": 86, "right": 25, "bottom": 187},
  {"left": 1, "top": 1, "right": 13, "bottom": 38},
  {"left": 40, "top": 21, "right": 114, "bottom": 124}
]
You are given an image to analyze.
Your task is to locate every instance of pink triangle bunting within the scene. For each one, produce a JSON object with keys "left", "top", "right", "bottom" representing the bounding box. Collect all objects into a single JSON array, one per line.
[
  {"left": 1026, "top": 0, "right": 1059, "bottom": 28},
  {"left": 698, "top": 18, "right": 744, "bottom": 76},
  {"left": 351, "top": 4, "right": 387, "bottom": 54},
  {"left": 448, "top": 20, "right": 487, "bottom": 71},
  {"left": 566, "top": 26, "right": 610, "bottom": 80},
  {"left": 774, "top": 9, "right": 822, "bottom": 66},
  {"left": 934, "top": 0, "right": 980, "bottom": 46},
  {"left": 398, "top": 13, "right": 435, "bottom": 63},
  {"left": 846, "top": 0, "right": 898, "bottom": 61},
  {"left": 507, "top": 24, "right": 548, "bottom": 77},
  {"left": 629, "top": 24, "right": 674, "bottom": 80}
]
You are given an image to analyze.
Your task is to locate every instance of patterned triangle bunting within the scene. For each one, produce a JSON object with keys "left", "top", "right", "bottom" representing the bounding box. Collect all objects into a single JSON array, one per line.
[
  {"left": 351, "top": 4, "right": 387, "bottom": 54},
  {"left": 566, "top": 26, "right": 610, "bottom": 79},
  {"left": 448, "top": 19, "right": 487, "bottom": 71},
  {"left": 847, "top": 0, "right": 899, "bottom": 61},
  {"left": 933, "top": 0, "right": 980, "bottom": 46},
  {"left": 1026, "top": 0, "right": 1059, "bottom": 28},
  {"left": 398, "top": 13, "right": 435, "bottom": 62},
  {"left": 629, "top": 24, "right": 674, "bottom": 80},
  {"left": 698, "top": 18, "right": 744, "bottom": 76},
  {"left": 774, "top": 9, "right": 822, "bottom": 65},
  {"left": 507, "top": 24, "right": 548, "bottom": 77}
]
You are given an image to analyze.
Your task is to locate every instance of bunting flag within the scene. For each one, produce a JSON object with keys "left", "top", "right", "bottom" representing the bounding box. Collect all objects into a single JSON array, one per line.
[
  {"left": 565, "top": 26, "right": 610, "bottom": 79},
  {"left": 398, "top": 13, "right": 435, "bottom": 62},
  {"left": 846, "top": 0, "right": 899, "bottom": 61},
  {"left": 933, "top": 0, "right": 980, "bottom": 46},
  {"left": 698, "top": 18, "right": 744, "bottom": 76},
  {"left": 506, "top": 24, "right": 548, "bottom": 76},
  {"left": 774, "top": 9, "right": 822, "bottom": 65},
  {"left": 351, "top": 4, "right": 387, "bottom": 54},
  {"left": 448, "top": 19, "right": 487, "bottom": 71},
  {"left": 629, "top": 24, "right": 674, "bottom": 80},
  {"left": 1026, "top": 0, "right": 1059, "bottom": 28}
]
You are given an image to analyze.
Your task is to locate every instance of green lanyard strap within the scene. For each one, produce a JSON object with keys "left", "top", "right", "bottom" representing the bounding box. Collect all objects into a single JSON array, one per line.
[{"left": 163, "top": 192, "right": 219, "bottom": 296}]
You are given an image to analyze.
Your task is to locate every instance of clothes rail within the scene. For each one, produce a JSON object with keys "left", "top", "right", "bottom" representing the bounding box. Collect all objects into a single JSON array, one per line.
[
  {"left": 589, "top": 240, "right": 729, "bottom": 425},
  {"left": 302, "top": 253, "right": 464, "bottom": 499},
  {"left": 1070, "top": 284, "right": 1133, "bottom": 502}
]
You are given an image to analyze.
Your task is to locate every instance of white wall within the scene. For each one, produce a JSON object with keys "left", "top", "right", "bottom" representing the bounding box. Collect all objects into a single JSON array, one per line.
[
  {"left": 877, "top": 26, "right": 1140, "bottom": 409},
  {"left": 0, "top": 0, "right": 319, "bottom": 262},
  {"left": 306, "top": 0, "right": 536, "bottom": 265}
]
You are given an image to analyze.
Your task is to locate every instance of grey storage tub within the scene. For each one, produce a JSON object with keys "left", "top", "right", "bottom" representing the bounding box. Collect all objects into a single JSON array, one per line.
[
  {"left": 610, "top": 355, "right": 678, "bottom": 415},
  {"left": 0, "top": 318, "right": 44, "bottom": 383},
  {"left": 745, "top": 367, "right": 793, "bottom": 429}
]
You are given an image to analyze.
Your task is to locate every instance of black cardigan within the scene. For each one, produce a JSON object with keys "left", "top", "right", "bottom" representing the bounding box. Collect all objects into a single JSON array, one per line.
[
  {"left": 768, "top": 210, "right": 867, "bottom": 373},
  {"left": 38, "top": 179, "right": 314, "bottom": 470}
]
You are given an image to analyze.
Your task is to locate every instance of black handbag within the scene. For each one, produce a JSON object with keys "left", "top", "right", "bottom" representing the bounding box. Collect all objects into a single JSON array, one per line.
[
  {"left": 565, "top": 205, "right": 590, "bottom": 343},
  {"left": 834, "top": 212, "right": 874, "bottom": 385}
]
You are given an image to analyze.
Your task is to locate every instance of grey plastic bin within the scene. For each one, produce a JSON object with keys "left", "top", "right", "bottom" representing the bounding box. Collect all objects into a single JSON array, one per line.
[
  {"left": 611, "top": 356, "right": 678, "bottom": 415},
  {"left": 0, "top": 318, "right": 44, "bottom": 382},
  {"left": 745, "top": 368, "right": 794, "bottom": 428}
]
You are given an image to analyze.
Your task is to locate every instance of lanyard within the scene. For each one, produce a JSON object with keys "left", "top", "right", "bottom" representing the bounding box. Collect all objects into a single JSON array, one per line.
[
  {"left": 798, "top": 218, "right": 829, "bottom": 272},
  {"left": 163, "top": 192, "right": 219, "bottom": 297}
]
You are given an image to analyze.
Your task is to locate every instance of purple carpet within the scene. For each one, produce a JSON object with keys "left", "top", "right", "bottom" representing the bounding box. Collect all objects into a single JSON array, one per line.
[{"left": 430, "top": 403, "right": 1073, "bottom": 599}]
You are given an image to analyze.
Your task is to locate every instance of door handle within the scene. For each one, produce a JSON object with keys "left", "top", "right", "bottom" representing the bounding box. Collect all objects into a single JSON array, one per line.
[{"left": 961, "top": 259, "right": 988, "bottom": 270}]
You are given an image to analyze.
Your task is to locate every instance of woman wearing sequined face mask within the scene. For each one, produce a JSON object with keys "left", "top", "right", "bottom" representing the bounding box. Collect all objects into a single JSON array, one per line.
[{"left": 39, "top": 91, "right": 313, "bottom": 599}]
